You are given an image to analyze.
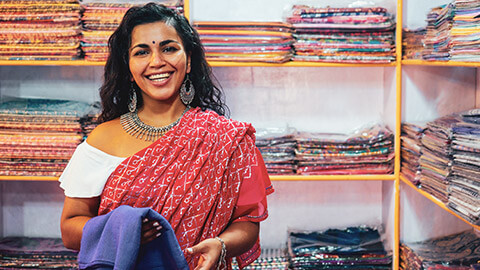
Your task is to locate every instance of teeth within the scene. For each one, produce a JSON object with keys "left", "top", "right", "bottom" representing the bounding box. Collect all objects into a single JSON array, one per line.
[{"left": 148, "top": 73, "right": 170, "bottom": 80}]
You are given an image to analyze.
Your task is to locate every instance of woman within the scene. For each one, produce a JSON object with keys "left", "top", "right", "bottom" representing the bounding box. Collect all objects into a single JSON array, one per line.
[{"left": 59, "top": 3, "right": 273, "bottom": 270}]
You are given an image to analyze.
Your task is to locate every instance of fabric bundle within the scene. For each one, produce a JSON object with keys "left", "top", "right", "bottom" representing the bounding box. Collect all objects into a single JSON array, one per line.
[
  {"left": 287, "top": 226, "right": 392, "bottom": 269},
  {"left": 0, "top": 237, "right": 78, "bottom": 269},
  {"left": 233, "top": 248, "right": 288, "bottom": 270},
  {"left": 401, "top": 122, "right": 426, "bottom": 185},
  {"left": 422, "top": 4, "right": 455, "bottom": 61},
  {"left": 193, "top": 21, "right": 295, "bottom": 63},
  {"left": 295, "top": 124, "right": 394, "bottom": 175},
  {"left": 285, "top": 5, "right": 396, "bottom": 63},
  {"left": 0, "top": 98, "right": 93, "bottom": 177},
  {"left": 400, "top": 230, "right": 480, "bottom": 269},
  {"left": 256, "top": 128, "right": 297, "bottom": 175},
  {"left": 0, "top": 0, "right": 82, "bottom": 61},
  {"left": 449, "top": 0, "right": 480, "bottom": 62},
  {"left": 81, "top": 0, "right": 183, "bottom": 62},
  {"left": 402, "top": 28, "right": 427, "bottom": 60}
]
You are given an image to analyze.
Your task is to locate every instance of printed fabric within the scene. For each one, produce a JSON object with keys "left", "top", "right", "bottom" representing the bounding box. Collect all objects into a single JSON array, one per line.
[{"left": 98, "top": 107, "right": 273, "bottom": 269}]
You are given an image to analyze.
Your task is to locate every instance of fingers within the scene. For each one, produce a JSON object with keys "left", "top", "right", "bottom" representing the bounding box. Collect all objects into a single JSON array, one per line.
[{"left": 140, "top": 218, "right": 162, "bottom": 245}]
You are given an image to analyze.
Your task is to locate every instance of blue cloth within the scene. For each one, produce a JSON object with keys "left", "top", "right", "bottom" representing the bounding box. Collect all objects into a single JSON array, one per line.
[{"left": 78, "top": 205, "right": 189, "bottom": 270}]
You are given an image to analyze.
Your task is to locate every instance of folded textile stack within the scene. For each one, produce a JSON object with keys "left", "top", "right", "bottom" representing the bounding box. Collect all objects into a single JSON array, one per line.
[
  {"left": 0, "top": 237, "right": 78, "bottom": 269},
  {"left": 401, "top": 122, "right": 426, "bottom": 185},
  {"left": 0, "top": 0, "right": 82, "bottom": 61},
  {"left": 449, "top": 0, "right": 480, "bottom": 62},
  {"left": 256, "top": 128, "right": 297, "bottom": 175},
  {"left": 295, "top": 124, "right": 394, "bottom": 175},
  {"left": 81, "top": 0, "right": 183, "bottom": 61},
  {"left": 448, "top": 109, "right": 480, "bottom": 225},
  {"left": 233, "top": 248, "right": 288, "bottom": 270},
  {"left": 422, "top": 3, "right": 455, "bottom": 61},
  {"left": 400, "top": 230, "right": 480, "bottom": 269},
  {"left": 419, "top": 114, "right": 461, "bottom": 203},
  {"left": 287, "top": 226, "right": 392, "bottom": 269},
  {"left": 402, "top": 28, "right": 427, "bottom": 60},
  {"left": 193, "top": 21, "right": 294, "bottom": 63},
  {"left": 0, "top": 98, "right": 93, "bottom": 177},
  {"left": 286, "top": 5, "right": 396, "bottom": 63}
]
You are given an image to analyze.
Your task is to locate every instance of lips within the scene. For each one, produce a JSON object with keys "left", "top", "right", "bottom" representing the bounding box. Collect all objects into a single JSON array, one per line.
[{"left": 147, "top": 72, "right": 171, "bottom": 82}]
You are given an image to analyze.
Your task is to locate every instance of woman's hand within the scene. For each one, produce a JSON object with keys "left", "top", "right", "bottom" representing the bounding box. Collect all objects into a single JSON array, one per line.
[
  {"left": 186, "top": 238, "right": 223, "bottom": 270},
  {"left": 141, "top": 218, "right": 162, "bottom": 245}
]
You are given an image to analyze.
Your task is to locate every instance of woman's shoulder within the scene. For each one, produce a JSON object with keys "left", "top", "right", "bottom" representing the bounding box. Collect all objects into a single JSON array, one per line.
[
  {"left": 193, "top": 108, "right": 253, "bottom": 131},
  {"left": 86, "top": 118, "right": 124, "bottom": 153}
]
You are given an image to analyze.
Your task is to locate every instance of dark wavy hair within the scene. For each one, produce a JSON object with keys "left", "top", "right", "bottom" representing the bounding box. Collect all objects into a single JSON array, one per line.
[{"left": 98, "top": 2, "right": 228, "bottom": 123}]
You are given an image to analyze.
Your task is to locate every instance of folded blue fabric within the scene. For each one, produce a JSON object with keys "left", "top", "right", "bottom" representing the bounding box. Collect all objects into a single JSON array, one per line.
[{"left": 78, "top": 205, "right": 189, "bottom": 270}]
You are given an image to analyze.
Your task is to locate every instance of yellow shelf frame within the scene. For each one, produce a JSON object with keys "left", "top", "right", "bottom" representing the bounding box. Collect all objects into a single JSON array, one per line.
[{"left": 402, "top": 59, "right": 480, "bottom": 67}]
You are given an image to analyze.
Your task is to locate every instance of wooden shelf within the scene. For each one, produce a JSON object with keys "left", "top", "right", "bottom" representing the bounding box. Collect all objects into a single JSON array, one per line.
[
  {"left": 402, "top": 59, "right": 480, "bottom": 67},
  {"left": 0, "top": 176, "right": 58, "bottom": 181},
  {"left": 400, "top": 175, "right": 480, "bottom": 231},
  {"left": 0, "top": 60, "right": 105, "bottom": 67}
]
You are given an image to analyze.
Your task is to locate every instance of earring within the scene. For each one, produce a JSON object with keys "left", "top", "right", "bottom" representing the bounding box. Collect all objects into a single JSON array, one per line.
[
  {"left": 180, "top": 75, "right": 195, "bottom": 105},
  {"left": 128, "top": 84, "right": 137, "bottom": 113}
]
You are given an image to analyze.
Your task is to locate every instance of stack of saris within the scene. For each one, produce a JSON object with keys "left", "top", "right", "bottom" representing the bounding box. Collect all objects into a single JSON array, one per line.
[
  {"left": 285, "top": 5, "right": 396, "bottom": 63},
  {"left": 447, "top": 109, "right": 480, "bottom": 225},
  {"left": 81, "top": 0, "right": 183, "bottom": 61},
  {"left": 0, "top": 237, "right": 78, "bottom": 269},
  {"left": 256, "top": 128, "right": 297, "bottom": 175},
  {"left": 418, "top": 114, "right": 461, "bottom": 203},
  {"left": 401, "top": 122, "right": 426, "bottom": 185},
  {"left": 0, "top": 0, "right": 82, "bottom": 61},
  {"left": 287, "top": 226, "right": 392, "bottom": 269},
  {"left": 400, "top": 230, "right": 480, "bottom": 269},
  {"left": 0, "top": 98, "right": 92, "bottom": 177},
  {"left": 449, "top": 0, "right": 480, "bottom": 62},
  {"left": 193, "top": 21, "right": 295, "bottom": 63},
  {"left": 295, "top": 124, "right": 394, "bottom": 175},
  {"left": 422, "top": 4, "right": 455, "bottom": 61},
  {"left": 402, "top": 28, "right": 427, "bottom": 60}
]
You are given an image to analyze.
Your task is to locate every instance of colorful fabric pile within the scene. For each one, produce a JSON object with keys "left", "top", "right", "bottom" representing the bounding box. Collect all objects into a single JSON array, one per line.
[
  {"left": 0, "top": 0, "right": 82, "bottom": 61},
  {"left": 287, "top": 226, "right": 392, "bottom": 269},
  {"left": 402, "top": 28, "right": 427, "bottom": 60},
  {"left": 400, "top": 230, "right": 480, "bottom": 269},
  {"left": 193, "top": 21, "right": 294, "bottom": 63},
  {"left": 449, "top": 0, "right": 480, "bottom": 62},
  {"left": 256, "top": 128, "right": 297, "bottom": 175},
  {"left": 285, "top": 5, "right": 396, "bottom": 63},
  {"left": 81, "top": 0, "right": 183, "bottom": 61},
  {"left": 401, "top": 122, "right": 426, "bottom": 185},
  {"left": 0, "top": 98, "right": 93, "bottom": 177},
  {"left": 233, "top": 248, "right": 288, "bottom": 270},
  {"left": 422, "top": 4, "right": 455, "bottom": 61},
  {"left": 295, "top": 124, "right": 394, "bottom": 175},
  {"left": 0, "top": 237, "right": 78, "bottom": 269}
]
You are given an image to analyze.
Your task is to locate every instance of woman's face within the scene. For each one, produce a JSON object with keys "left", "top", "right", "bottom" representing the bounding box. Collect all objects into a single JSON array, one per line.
[{"left": 128, "top": 21, "right": 191, "bottom": 107}]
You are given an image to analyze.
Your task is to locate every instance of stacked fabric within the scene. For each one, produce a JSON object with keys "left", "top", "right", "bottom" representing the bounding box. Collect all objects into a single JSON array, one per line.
[
  {"left": 256, "top": 128, "right": 297, "bottom": 175},
  {"left": 81, "top": 0, "right": 183, "bottom": 61},
  {"left": 400, "top": 230, "right": 480, "bottom": 269},
  {"left": 233, "top": 248, "right": 288, "bottom": 270},
  {"left": 287, "top": 226, "right": 392, "bottom": 269},
  {"left": 448, "top": 109, "right": 480, "bottom": 225},
  {"left": 285, "top": 5, "right": 396, "bottom": 63},
  {"left": 402, "top": 28, "right": 427, "bottom": 60},
  {"left": 401, "top": 122, "right": 426, "bottom": 185},
  {"left": 295, "top": 124, "right": 394, "bottom": 175},
  {"left": 0, "top": 237, "right": 78, "bottom": 269},
  {"left": 0, "top": 0, "right": 82, "bottom": 61},
  {"left": 0, "top": 98, "right": 92, "bottom": 177},
  {"left": 418, "top": 114, "right": 461, "bottom": 203},
  {"left": 193, "top": 21, "right": 294, "bottom": 63},
  {"left": 449, "top": 0, "right": 480, "bottom": 62},
  {"left": 422, "top": 3, "right": 455, "bottom": 61}
]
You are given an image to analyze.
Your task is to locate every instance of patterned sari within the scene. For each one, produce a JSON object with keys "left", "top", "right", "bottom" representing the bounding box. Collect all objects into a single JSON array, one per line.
[{"left": 98, "top": 107, "right": 273, "bottom": 269}]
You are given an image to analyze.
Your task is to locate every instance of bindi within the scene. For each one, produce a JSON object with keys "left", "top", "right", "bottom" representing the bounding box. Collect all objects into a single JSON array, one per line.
[{"left": 152, "top": 40, "right": 155, "bottom": 44}]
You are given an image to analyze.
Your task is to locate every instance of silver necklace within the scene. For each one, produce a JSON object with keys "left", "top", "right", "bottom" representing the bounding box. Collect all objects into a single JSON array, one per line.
[{"left": 120, "top": 106, "right": 190, "bottom": 142}]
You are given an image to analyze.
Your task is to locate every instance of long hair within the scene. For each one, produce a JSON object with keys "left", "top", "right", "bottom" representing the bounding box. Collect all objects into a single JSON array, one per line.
[{"left": 98, "top": 3, "right": 227, "bottom": 123}]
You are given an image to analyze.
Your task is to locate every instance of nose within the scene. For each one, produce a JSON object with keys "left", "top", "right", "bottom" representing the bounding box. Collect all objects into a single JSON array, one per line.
[{"left": 150, "top": 50, "right": 165, "bottom": 67}]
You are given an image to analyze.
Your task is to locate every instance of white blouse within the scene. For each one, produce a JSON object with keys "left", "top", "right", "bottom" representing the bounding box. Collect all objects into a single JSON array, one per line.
[{"left": 59, "top": 141, "right": 126, "bottom": 198}]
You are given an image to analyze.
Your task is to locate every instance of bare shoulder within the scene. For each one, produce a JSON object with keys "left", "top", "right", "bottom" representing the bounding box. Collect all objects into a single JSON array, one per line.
[{"left": 86, "top": 118, "right": 124, "bottom": 155}]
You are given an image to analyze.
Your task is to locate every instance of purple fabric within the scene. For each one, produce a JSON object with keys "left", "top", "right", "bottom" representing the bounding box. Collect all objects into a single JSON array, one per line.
[{"left": 78, "top": 205, "right": 188, "bottom": 270}]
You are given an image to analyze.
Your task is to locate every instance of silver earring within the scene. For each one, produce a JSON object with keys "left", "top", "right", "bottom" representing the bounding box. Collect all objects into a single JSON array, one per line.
[
  {"left": 128, "top": 84, "right": 137, "bottom": 113},
  {"left": 180, "top": 75, "right": 195, "bottom": 105}
]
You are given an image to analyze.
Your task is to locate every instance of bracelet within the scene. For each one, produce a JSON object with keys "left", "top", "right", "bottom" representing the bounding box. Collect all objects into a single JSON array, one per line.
[{"left": 214, "top": 236, "right": 227, "bottom": 270}]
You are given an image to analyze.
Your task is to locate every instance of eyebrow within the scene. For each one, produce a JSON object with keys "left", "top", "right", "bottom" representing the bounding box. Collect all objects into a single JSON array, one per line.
[{"left": 130, "top": 39, "right": 180, "bottom": 51}]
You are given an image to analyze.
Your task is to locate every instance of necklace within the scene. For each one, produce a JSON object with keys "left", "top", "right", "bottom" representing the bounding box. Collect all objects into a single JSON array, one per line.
[{"left": 120, "top": 106, "right": 190, "bottom": 142}]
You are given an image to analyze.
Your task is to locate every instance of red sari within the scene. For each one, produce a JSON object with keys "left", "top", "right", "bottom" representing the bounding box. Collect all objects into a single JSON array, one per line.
[{"left": 98, "top": 107, "right": 273, "bottom": 269}]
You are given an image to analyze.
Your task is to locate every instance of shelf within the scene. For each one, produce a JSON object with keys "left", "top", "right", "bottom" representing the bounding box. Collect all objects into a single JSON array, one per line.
[
  {"left": 0, "top": 176, "right": 58, "bottom": 181},
  {"left": 400, "top": 175, "right": 480, "bottom": 231},
  {"left": 402, "top": 59, "right": 480, "bottom": 67},
  {"left": 0, "top": 60, "right": 105, "bottom": 67}
]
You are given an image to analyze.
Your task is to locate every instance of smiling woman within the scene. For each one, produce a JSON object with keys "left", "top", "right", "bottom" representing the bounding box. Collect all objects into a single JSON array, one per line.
[{"left": 57, "top": 3, "right": 274, "bottom": 270}]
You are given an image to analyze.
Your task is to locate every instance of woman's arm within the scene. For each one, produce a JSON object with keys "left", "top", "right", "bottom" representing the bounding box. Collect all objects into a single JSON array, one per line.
[{"left": 187, "top": 221, "right": 259, "bottom": 270}]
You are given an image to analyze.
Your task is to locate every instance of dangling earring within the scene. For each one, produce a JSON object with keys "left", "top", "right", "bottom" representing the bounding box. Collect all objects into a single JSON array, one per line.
[
  {"left": 128, "top": 83, "right": 137, "bottom": 113},
  {"left": 180, "top": 75, "right": 195, "bottom": 106}
]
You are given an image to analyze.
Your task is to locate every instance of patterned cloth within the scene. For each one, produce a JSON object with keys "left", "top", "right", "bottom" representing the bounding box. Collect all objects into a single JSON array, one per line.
[{"left": 98, "top": 107, "right": 274, "bottom": 269}]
